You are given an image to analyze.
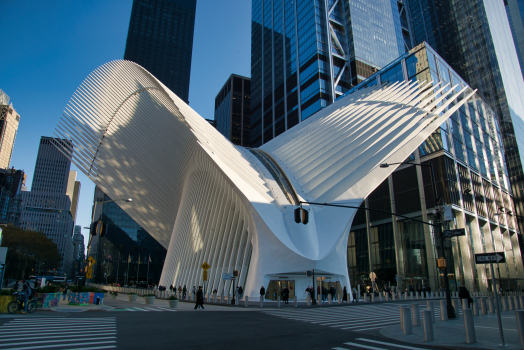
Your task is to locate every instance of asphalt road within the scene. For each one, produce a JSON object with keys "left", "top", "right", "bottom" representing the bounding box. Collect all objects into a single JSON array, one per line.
[{"left": 0, "top": 310, "right": 443, "bottom": 350}]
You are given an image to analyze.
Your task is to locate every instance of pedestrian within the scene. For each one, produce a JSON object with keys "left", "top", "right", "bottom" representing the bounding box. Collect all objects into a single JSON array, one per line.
[
  {"left": 194, "top": 286, "right": 204, "bottom": 310},
  {"left": 283, "top": 287, "right": 290, "bottom": 304},
  {"left": 260, "top": 286, "right": 265, "bottom": 297},
  {"left": 309, "top": 287, "right": 316, "bottom": 305},
  {"left": 20, "top": 283, "right": 31, "bottom": 314},
  {"left": 238, "top": 286, "right": 243, "bottom": 300},
  {"left": 169, "top": 285, "right": 173, "bottom": 291},
  {"left": 182, "top": 285, "right": 187, "bottom": 299},
  {"left": 459, "top": 286, "right": 473, "bottom": 308},
  {"left": 192, "top": 285, "right": 196, "bottom": 299},
  {"left": 343, "top": 286, "right": 347, "bottom": 302},
  {"left": 62, "top": 282, "right": 69, "bottom": 301},
  {"left": 329, "top": 286, "right": 336, "bottom": 301},
  {"left": 322, "top": 287, "right": 328, "bottom": 301},
  {"left": 352, "top": 286, "right": 358, "bottom": 303}
]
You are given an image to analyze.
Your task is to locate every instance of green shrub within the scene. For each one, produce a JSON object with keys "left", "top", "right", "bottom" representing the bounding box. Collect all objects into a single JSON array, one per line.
[
  {"left": 0, "top": 289, "right": 16, "bottom": 296},
  {"left": 169, "top": 295, "right": 178, "bottom": 300}
]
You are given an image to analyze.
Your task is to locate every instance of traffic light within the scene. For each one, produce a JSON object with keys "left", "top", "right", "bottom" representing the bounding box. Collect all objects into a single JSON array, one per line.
[
  {"left": 294, "top": 207, "right": 309, "bottom": 225},
  {"left": 294, "top": 207, "right": 301, "bottom": 223},
  {"left": 90, "top": 221, "right": 104, "bottom": 236},
  {"left": 233, "top": 270, "right": 239, "bottom": 277}
]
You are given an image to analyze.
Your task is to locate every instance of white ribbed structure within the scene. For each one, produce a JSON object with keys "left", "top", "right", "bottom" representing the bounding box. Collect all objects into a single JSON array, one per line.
[{"left": 54, "top": 60, "right": 474, "bottom": 299}]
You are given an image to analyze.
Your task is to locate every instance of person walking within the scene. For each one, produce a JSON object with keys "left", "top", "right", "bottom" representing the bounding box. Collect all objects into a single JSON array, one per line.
[
  {"left": 459, "top": 286, "right": 473, "bottom": 308},
  {"left": 238, "top": 286, "right": 243, "bottom": 300},
  {"left": 20, "top": 283, "right": 31, "bottom": 314},
  {"left": 194, "top": 286, "right": 204, "bottom": 310},
  {"left": 62, "top": 282, "right": 69, "bottom": 301},
  {"left": 352, "top": 287, "right": 358, "bottom": 303},
  {"left": 182, "top": 285, "right": 187, "bottom": 299},
  {"left": 283, "top": 287, "right": 290, "bottom": 304},
  {"left": 260, "top": 286, "right": 265, "bottom": 297}
]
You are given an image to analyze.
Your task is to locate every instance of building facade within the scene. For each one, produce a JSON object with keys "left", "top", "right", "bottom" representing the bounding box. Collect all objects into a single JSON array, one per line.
[
  {"left": 19, "top": 137, "right": 80, "bottom": 276},
  {"left": 0, "top": 89, "right": 20, "bottom": 169},
  {"left": 346, "top": 43, "right": 524, "bottom": 293},
  {"left": 250, "top": 0, "right": 410, "bottom": 147},
  {"left": 72, "top": 225, "right": 85, "bottom": 278},
  {"left": 123, "top": 0, "right": 197, "bottom": 104},
  {"left": 88, "top": 186, "right": 166, "bottom": 286},
  {"left": 506, "top": 0, "right": 524, "bottom": 80},
  {"left": 0, "top": 168, "right": 26, "bottom": 225},
  {"left": 214, "top": 74, "right": 251, "bottom": 146},
  {"left": 406, "top": 0, "right": 524, "bottom": 235}
]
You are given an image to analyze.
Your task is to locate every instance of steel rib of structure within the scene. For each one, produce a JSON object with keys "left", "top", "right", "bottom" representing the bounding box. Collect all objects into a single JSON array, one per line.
[{"left": 53, "top": 60, "right": 475, "bottom": 298}]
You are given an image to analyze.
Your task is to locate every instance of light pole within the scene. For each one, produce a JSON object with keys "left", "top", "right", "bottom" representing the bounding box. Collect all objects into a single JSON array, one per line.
[
  {"left": 86, "top": 198, "right": 132, "bottom": 282},
  {"left": 381, "top": 161, "right": 456, "bottom": 319}
]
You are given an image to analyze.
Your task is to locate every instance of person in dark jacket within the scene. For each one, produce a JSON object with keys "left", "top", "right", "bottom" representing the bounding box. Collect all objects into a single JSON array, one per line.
[
  {"left": 458, "top": 286, "right": 473, "bottom": 308},
  {"left": 194, "top": 286, "right": 204, "bottom": 310},
  {"left": 343, "top": 286, "right": 347, "bottom": 301},
  {"left": 282, "top": 287, "right": 290, "bottom": 304},
  {"left": 260, "top": 286, "right": 265, "bottom": 296}
]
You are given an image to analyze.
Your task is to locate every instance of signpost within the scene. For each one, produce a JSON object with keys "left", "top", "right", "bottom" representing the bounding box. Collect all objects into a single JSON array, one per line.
[
  {"left": 201, "top": 262, "right": 210, "bottom": 294},
  {"left": 442, "top": 228, "right": 466, "bottom": 238},
  {"left": 222, "top": 273, "right": 233, "bottom": 280},
  {"left": 475, "top": 252, "right": 506, "bottom": 347},
  {"left": 86, "top": 256, "right": 96, "bottom": 280}
]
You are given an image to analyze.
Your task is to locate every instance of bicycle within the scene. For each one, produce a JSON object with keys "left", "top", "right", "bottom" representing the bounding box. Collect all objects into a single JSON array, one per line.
[{"left": 7, "top": 292, "right": 37, "bottom": 314}]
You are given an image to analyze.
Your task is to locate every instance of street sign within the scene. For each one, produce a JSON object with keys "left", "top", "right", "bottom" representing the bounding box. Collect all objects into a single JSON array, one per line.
[
  {"left": 443, "top": 206, "right": 453, "bottom": 222},
  {"left": 222, "top": 273, "right": 233, "bottom": 280},
  {"left": 86, "top": 267, "right": 93, "bottom": 279},
  {"left": 203, "top": 271, "right": 208, "bottom": 281},
  {"left": 201, "top": 262, "right": 210, "bottom": 271},
  {"left": 475, "top": 252, "right": 505, "bottom": 264},
  {"left": 442, "top": 228, "right": 466, "bottom": 238},
  {"left": 88, "top": 256, "right": 96, "bottom": 266}
]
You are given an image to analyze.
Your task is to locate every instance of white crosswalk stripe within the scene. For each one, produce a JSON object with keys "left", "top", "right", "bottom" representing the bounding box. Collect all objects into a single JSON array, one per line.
[
  {"left": 0, "top": 317, "right": 117, "bottom": 349},
  {"left": 263, "top": 302, "right": 460, "bottom": 332},
  {"left": 119, "top": 307, "right": 177, "bottom": 312},
  {"left": 332, "top": 337, "right": 431, "bottom": 349}
]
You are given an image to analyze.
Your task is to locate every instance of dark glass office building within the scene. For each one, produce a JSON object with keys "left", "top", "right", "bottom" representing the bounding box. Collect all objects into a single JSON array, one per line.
[
  {"left": 90, "top": 186, "right": 166, "bottom": 285},
  {"left": 250, "top": 0, "right": 409, "bottom": 147},
  {"left": 124, "top": 0, "right": 197, "bottom": 103},
  {"left": 406, "top": 0, "right": 524, "bottom": 234},
  {"left": 346, "top": 42, "right": 524, "bottom": 294},
  {"left": 214, "top": 74, "right": 251, "bottom": 147}
]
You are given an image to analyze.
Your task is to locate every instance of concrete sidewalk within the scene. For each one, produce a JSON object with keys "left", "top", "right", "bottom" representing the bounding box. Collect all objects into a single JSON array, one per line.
[{"left": 381, "top": 307, "right": 522, "bottom": 349}]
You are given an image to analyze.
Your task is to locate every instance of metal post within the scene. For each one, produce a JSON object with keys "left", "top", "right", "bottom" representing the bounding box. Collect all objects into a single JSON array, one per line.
[
  {"left": 422, "top": 310, "right": 434, "bottom": 341},
  {"left": 452, "top": 299, "right": 461, "bottom": 319},
  {"left": 427, "top": 301, "right": 435, "bottom": 323},
  {"left": 410, "top": 291, "right": 413, "bottom": 299},
  {"left": 489, "top": 297, "right": 495, "bottom": 313},
  {"left": 509, "top": 296, "right": 515, "bottom": 310},
  {"left": 312, "top": 269, "right": 316, "bottom": 305},
  {"left": 473, "top": 298, "right": 479, "bottom": 316},
  {"left": 260, "top": 295, "right": 263, "bottom": 308},
  {"left": 480, "top": 298, "right": 487, "bottom": 315},
  {"left": 440, "top": 300, "right": 448, "bottom": 320},
  {"left": 464, "top": 308, "right": 476, "bottom": 344},
  {"left": 399, "top": 305, "right": 404, "bottom": 330},
  {"left": 328, "top": 294, "right": 332, "bottom": 305},
  {"left": 294, "top": 296, "right": 297, "bottom": 308},
  {"left": 490, "top": 263, "right": 506, "bottom": 347},
  {"left": 245, "top": 296, "right": 249, "bottom": 308},
  {"left": 516, "top": 310, "right": 524, "bottom": 350},
  {"left": 306, "top": 293, "right": 310, "bottom": 306},
  {"left": 277, "top": 296, "right": 281, "bottom": 308},
  {"left": 502, "top": 296, "right": 509, "bottom": 311},
  {"left": 318, "top": 293, "right": 322, "bottom": 306},
  {"left": 403, "top": 307, "right": 412, "bottom": 335},
  {"left": 412, "top": 303, "right": 420, "bottom": 326},
  {"left": 338, "top": 294, "right": 341, "bottom": 304}
]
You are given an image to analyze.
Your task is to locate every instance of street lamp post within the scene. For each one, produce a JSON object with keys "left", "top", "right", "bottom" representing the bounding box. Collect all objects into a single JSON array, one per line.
[
  {"left": 381, "top": 161, "right": 456, "bottom": 319},
  {"left": 86, "top": 198, "right": 132, "bottom": 282}
]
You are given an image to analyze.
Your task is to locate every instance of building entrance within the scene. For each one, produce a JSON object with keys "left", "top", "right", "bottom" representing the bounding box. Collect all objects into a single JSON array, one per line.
[{"left": 266, "top": 280, "right": 295, "bottom": 300}]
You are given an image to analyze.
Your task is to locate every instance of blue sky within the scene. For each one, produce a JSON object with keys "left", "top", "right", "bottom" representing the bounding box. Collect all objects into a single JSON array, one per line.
[{"left": 0, "top": 0, "right": 251, "bottom": 249}]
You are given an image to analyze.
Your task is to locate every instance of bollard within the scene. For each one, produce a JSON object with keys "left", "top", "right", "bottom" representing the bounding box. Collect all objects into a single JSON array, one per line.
[
  {"left": 221, "top": 293, "right": 224, "bottom": 304},
  {"left": 306, "top": 294, "right": 310, "bottom": 306},
  {"left": 452, "top": 299, "right": 461, "bottom": 319},
  {"left": 412, "top": 304, "right": 421, "bottom": 326},
  {"left": 480, "top": 298, "right": 487, "bottom": 315},
  {"left": 440, "top": 300, "right": 448, "bottom": 321},
  {"left": 513, "top": 296, "right": 520, "bottom": 310},
  {"left": 410, "top": 291, "right": 414, "bottom": 299},
  {"left": 473, "top": 299, "right": 479, "bottom": 316},
  {"left": 379, "top": 293, "right": 383, "bottom": 302},
  {"left": 328, "top": 294, "right": 332, "bottom": 305},
  {"left": 385, "top": 293, "right": 389, "bottom": 301},
  {"left": 502, "top": 296, "right": 509, "bottom": 311},
  {"left": 372, "top": 293, "right": 376, "bottom": 303},
  {"left": 510, "top": 296, "right": 515, "bottom": 310},
  {"left": 427, "top": 301, "right": 435, "bottom": 323},
  {"left": 318, "top": 294, "right": 322, "bottom": 306},
  {"left": 416, "top": 291, "right": 420, "bottom": 299},
  {"left": 405, "top": 292, "right": 408, "bottom": 300},
  {"left": 516, "top": 310, "right": 524, "bottom": 350},
  {"left": 260, "top": 295, "right": 264, "bottom": 308},
  {"left": 392, "top": 292, "right": 396, "bottom": 301},
  {"left": 399, "top": 305, "right": 404, "bottom": 330},
  {"left": 338, "top": 294, "right": 341, "bottom": 304},
  {"left": 244, "top": 296, "right": 249, "bottom": 308},
  {"left": 364, "top": 293, "right": 368, "bottom": 302},
  {"left": 294, "top": 296, "right": 298, "bottom": 308},
  {"left": 277, "top": 296, "right": 281, "bottom": 308},
  {"left": 464, "top": 308, "right": 476, "bottom": 344},
  {"left": 213, "top": 294, "right": 217, "bottom": 304},
  {"left": 422, "top": 310, "right": 434, "bottom": 341},
  {"left": 403, "top": 307, "right": 413, "bottom": 335},
  {"left": 520, "top": 296, "right": 524, "bottom": 310},
  {"left": 488, "top": 297, "right": 495, "bottom": 313}
]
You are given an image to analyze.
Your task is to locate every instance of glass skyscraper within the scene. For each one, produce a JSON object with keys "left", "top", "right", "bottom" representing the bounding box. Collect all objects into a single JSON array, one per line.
[
  {"left": 346, "top": 42, "right": 524, "bottom": 293},
  {"left": 124, "top": 0, "right": 197, "bottom": 103},
  {"left": 250, "top": 0, "right": 410, "bottom": 147},
  {"left": 214, "top": 74, "right": 251, "bottom": 147},
  {"left": 406, "top": 0, "right": 524, "bottom": 233},
  {"left": 506, "top": 0, "right": 524, "bottom": 80}
]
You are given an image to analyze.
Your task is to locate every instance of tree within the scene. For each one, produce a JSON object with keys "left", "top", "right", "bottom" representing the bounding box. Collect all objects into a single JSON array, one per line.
[{"left": 0, "top": 225, "right": 61, "bottom": 279}]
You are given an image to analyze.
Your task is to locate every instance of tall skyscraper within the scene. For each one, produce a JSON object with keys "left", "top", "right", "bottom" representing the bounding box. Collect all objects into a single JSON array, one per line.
[
  {"left": 250, "top": 0, "right": 408, "bottom": 146},
  {"left": 505, "top": 0, "right": 524, "bottom": 79},
  {"left": 123, "top": 0, "right": 197, "bottom": 103},
  {"left": 0, "top": 89, "right": 20, "bottom": 169},
  {"left": 406, "top": 0, "right": 524, "bottom": 232},
  {"left": 20, "top": 137, "right": 80, "bottom": 276},
  {"left": 214, "top": 74, "right": 251, "bottom": 147},
  {"left": 72, "top": 225, "right": 85, "bottom": 277}
]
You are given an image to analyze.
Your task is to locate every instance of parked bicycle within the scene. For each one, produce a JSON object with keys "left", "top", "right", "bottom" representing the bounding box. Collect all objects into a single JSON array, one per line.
[{"left": 7, "top": 292, "right": 37, "bottom": 314}]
